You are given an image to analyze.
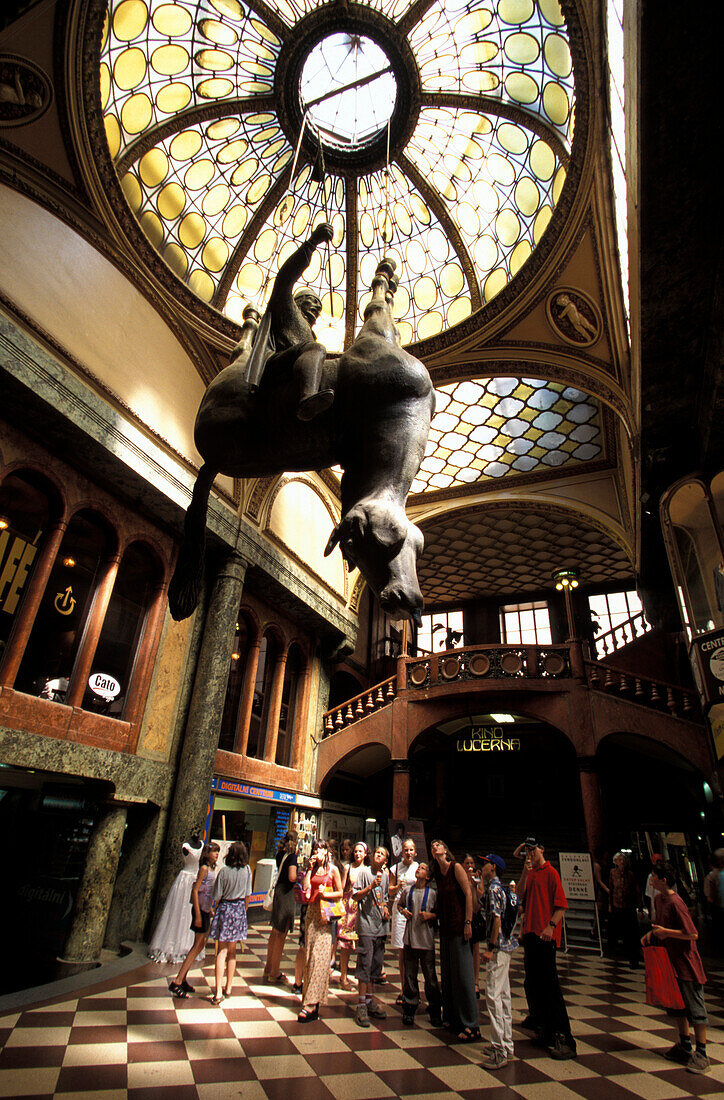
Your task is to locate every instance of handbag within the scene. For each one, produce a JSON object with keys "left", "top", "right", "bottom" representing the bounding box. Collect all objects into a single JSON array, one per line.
[
  {"left": 262, "top": 864, "right": 279, "bottom": 912},
  {"left": 320, "top": 898, "right": 345, "bottom": 922},
  {"left": 643, "top": 944, "right": 685, "bottom": 1009}
]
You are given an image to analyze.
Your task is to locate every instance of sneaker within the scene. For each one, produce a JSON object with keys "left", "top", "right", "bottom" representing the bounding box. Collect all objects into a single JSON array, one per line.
[
  {"left": 663, "top": 1043, "right": 691, "bottom": 1064},
  {"left": 549, "top": 1034, "right": 577, "bottom": 1061},
  {"left": 687, "top": 1050, "right": 711, "bottom": 1074},
  {"left": 355, "top": 1003, "right": 370, "bottom": 1028},
  {"left": 402, "top": 1014, "right": 415, "bottom": 1026},
  {"left": 367, "top": 1002, "right": 387, "bottom": 1019},
  {"left": 481, "top": 1049, "right": 509, "bottom": 1070}
]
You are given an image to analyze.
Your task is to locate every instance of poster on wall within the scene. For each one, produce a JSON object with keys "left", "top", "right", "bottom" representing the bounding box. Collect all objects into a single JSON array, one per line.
[
  {"left": 387, "top": 819, "right": 428, "bottom": 865},
  {"left": 558, "top": 852, "right": 596, "bottom": 902}
]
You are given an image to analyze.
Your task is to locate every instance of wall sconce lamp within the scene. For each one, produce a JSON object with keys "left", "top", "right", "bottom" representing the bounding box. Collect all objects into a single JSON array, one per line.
[{"left": 62, "top": 557, "right": 76, "bottom": 568}]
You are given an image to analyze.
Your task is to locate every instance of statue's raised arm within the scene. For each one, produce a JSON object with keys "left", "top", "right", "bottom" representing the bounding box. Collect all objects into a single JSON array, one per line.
[{"left": 244, "top": 221, "right": 335, "bottom": 421}]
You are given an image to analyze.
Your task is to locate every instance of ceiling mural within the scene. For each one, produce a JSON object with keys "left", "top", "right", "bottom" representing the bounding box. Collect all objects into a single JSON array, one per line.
[{"left": 100, "top": 0, "right": 576, "bottom": 351}]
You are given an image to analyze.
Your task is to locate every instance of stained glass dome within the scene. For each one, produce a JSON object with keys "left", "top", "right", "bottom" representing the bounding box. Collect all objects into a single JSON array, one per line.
[{"left": 100, "top": 0, "right": 575, "bottom": 352}]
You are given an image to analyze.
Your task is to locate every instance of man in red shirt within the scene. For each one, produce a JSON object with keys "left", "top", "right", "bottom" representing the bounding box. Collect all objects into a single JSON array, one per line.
[
  {"left": 642, "top": 861, "right": 709, "bottom": 1074},
  {"left": 517, "top": 837, "right": 576, "bottom": 1059}
]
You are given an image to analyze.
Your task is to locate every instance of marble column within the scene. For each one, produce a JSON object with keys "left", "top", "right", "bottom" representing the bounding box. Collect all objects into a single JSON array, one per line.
[
  {"left": 61, "top": 804, "right": 127, "bottom": 963},
  {"left": 66, "top": 552, "right": 122, "bottom": 709},
  {"left": 578, "top": 754, "right": 604, "bottom": 852},
  {"left": 392, "top": 760, "right": 410, "bottom": 821},
  {"left": 236, "top": 634, "right": 262, "bottom": 756},
  {"left": 159, "top": 549, "right": 247, "bottom": 893},
  {"left": 264, "top": 649, "right": 288, "bottom": 764}
]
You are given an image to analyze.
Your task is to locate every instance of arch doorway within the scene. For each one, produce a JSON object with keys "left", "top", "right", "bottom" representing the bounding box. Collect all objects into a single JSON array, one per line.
[{"left": 409, "top": 713, "right": 586, "bottom": 860}]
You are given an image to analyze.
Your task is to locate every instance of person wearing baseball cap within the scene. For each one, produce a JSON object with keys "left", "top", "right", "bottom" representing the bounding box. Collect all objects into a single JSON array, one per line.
[
  {"left": 517, "top": 838, "right": 577, "bottom": 1060},
  {"left": 478, "top": 854, "right": 517, "bottom": 1070}
]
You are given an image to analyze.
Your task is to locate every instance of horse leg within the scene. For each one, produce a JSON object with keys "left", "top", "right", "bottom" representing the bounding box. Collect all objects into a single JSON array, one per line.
[
  {"left": 168, "top": 462, "right": 217, "bottom": 621},
  {"left": 295, "top": 341, "right": 334, "bottom": 421}
]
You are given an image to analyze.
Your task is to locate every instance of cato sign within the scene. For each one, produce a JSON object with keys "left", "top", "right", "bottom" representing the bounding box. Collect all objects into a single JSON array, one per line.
[{"left": 88, "top": 672, "right": 121, "bottom": 700}]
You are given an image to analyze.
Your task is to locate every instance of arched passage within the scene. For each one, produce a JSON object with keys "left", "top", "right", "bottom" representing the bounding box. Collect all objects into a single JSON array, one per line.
[
  {"left": 320, "top": 742, "right": 392, "bottom": 823},
  {"left": 408, "top": 710, "right": 586, "bottom": 857}
]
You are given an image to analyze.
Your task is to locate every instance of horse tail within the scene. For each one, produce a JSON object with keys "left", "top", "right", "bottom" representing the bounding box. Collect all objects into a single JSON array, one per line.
[{"left": 168, "top": 462, "right": 217, "bottom": 621}]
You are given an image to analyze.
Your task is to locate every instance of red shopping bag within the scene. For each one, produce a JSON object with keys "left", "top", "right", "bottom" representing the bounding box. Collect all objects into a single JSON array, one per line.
[{"left": 643, "top": 945, "right": 686, "bottom": 1010}]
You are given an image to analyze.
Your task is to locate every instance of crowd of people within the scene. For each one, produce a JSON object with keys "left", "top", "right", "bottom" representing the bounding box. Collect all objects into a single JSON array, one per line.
[{"left": 160, "top": 832, "right": 712, "bottom": 1076}]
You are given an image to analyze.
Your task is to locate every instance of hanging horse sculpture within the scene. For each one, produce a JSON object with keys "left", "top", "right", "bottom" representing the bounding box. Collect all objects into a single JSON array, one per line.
[{"left": 168, "top": 223, "right": 435, "bottom": 626}]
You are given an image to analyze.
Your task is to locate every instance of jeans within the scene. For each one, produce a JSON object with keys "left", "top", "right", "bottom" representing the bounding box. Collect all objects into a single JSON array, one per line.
[{"left": 522, "top": 934, "right": 575, "bottom": 1049}]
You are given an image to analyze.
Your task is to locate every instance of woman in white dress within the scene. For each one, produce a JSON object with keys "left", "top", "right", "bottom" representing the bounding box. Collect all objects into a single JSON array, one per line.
[
  {"left": 389, "top": 838, "right": 419, "bottom": 1003},
  {"left": 148, "top": 839, "right": 204, "bottom": 963}
]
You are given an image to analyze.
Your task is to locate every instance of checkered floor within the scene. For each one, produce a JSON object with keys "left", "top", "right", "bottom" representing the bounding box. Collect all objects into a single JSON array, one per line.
[{"left": 2, "top": 924, "right": 724, "bottom": 1099}]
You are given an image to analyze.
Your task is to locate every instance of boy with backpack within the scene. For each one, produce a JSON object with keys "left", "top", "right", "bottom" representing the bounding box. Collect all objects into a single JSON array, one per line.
[
  {"left": 397, "top": 861, "right": 443, "bottom": 1027},
  {"left": 479, "top": 854, "right": 519, "bottom": 1069}
]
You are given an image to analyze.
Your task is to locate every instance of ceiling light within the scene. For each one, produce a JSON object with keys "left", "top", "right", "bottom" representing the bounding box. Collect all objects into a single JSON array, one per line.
[
  {"left": 0, "top": 517, "right": 9, "bottom": 530},
  {"left": 63, "top": 557, "right": 76, "bottom": 568},
  {"left": 489, "top": 713, "right": 516, "bottom": 723}
]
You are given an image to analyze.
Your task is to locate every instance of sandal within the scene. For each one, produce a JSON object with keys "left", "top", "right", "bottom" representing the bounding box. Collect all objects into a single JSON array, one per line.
[
  {"left": 272, "top": 973, "right": 289, "bottom": 984},
  {"left": 209, "top": 994, "right": 224, "bottom": 1005},
  {"left": 339, "top": 978, "right": 352, "bottom": 990},
  {"left": 457, "top": 1027, "right": 481, "bottom": 1043},
  {"left": 298, "top": 1005, "right": 319, "bottom": 1022},
  {"left": 168, "top": 981, "right": 189, "bottom": 999}
]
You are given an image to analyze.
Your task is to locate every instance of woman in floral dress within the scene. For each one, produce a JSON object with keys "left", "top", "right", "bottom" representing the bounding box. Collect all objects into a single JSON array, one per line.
[{"left": 299, "top": 839, "right": 343, "bottom": 1021}]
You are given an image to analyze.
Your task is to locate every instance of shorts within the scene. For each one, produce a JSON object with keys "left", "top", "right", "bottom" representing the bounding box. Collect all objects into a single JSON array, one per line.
[
  {"left": 667, "top": 979, "right": 708, "bottom": 1025},
  {"left": 356, "top": 935, "right": 386, "bottom": 984},
  {"left": 190, "top": 908, "right": 211, "bottom": 934}
]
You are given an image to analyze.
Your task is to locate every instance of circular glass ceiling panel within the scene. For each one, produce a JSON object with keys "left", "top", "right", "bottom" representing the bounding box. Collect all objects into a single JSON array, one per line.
[
  {"left": 300, "top": 33, "right": 397, "bottom": 151},
  {"left": 99, "top": 0, "right": 576, "bottom": 351}
]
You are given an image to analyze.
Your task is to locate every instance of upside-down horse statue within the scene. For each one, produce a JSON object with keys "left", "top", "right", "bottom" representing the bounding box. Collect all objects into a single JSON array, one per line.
[{"left": 168, "top": 222, "right": 435, "bottom": 626}]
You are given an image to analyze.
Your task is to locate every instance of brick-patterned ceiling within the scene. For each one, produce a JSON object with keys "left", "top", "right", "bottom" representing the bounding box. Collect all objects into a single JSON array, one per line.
[{"left": 418, "top": 505, "right": 632, "bottom": 606}]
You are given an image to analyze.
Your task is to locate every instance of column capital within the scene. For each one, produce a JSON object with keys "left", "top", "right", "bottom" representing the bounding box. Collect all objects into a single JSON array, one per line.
[
  {"left": 577, "top": 754, "right": 598, "bottom": 774},
  {"left": 393, "top": 760, "right": 410, "bottom": 773}
]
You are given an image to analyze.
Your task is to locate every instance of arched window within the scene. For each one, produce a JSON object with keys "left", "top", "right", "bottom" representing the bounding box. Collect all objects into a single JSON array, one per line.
[
  {"left": 276, "top": 644, "right": 303, "bottom": 767},
  {"left": 80, "top": 541, "right": 160, "bottom": 716},
  {"left": 0, "top": 470, "right": 59, "bottom": 668},
  {"left": 15, "top": 509, "right": 115, "bottom": 701},
  {"left": 247, "top": 631, "right": 278, "bottom": 759},
  {"left": 219, "top": 614, "right": 253, "bottom": 753}
]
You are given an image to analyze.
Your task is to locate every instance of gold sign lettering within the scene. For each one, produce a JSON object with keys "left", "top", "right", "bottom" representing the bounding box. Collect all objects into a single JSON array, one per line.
[
  {"left": 456, "top": 737, "right": 521, "bottom": 752},
  {"left": 0, "top": 531, "right": 39, "bottom": 615}
]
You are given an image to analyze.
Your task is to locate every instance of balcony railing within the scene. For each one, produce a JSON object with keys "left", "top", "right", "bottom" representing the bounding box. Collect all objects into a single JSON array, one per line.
[
  {"left": 585, "top": 660, "right": 699, "bottom": 719},
  {"left": 322, "top": 675, "right": 397, "bottom": 737},
  {"left": 402, "top": 642, "right": 572, "bottom": 689},
  {"left": 594, "top": 611, "right": 651, "bottom": 659}
]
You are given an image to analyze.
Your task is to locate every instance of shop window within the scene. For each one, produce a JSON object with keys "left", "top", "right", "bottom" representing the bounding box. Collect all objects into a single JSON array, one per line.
[
  {"left": 0, "top": 470, "right": 59, "bottom": 668},
  {"left": 276, "top": 644, "right": 303, "bottom": 768},
  {"left": 218, "top": 615, "right": 253, "bottom": 753},
  {"left": 417, "top": 609, "right": 464, "bottom": 653},
  {"left": 80, "top": 541, "right": 159, "bottom": 716},
  {"left": 500, "top": 601, "right": 552, "bottom": 645},
  {"left": 15, "top": 510, "right": 116, "bottom": 701},
  {"left": 247, "top": 631, "right": 278, "bottom": 759}
]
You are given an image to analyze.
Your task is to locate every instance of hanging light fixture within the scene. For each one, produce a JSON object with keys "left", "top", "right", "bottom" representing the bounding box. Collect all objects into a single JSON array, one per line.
[{"left": 553, "top": 568, "right": 580, "bottom": 590}]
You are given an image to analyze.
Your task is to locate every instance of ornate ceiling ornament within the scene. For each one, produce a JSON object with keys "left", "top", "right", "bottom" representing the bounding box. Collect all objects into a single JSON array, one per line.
[
  {"left": 545, "top": 284, "right": 601, "bottom": 346},
  {"left": 0, "top": 55, "right": 52, "bottom": 127}
]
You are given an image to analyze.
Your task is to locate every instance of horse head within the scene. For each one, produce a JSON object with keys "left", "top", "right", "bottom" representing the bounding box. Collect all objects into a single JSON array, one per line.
[{"left": 324, "top": 500, "right": 424, "bottom": 626}]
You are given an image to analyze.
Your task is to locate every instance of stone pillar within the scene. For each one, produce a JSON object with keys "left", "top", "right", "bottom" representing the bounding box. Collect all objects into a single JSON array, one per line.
[
  {"left": 292, "top": 656, "right": 314, "bottom": 771},
  {"left": 264, "top": 649, "right": 288, "bottom": 764},
  {"left": 392, "top": 760, "right": 410, "bottom": 821},
  {"left": 61, "top": 803, "right": 127, "bottom": 963},
  {"left": 236, "top": 634, "right": 262, "bottom": 756},
  {"left": 578, "top": 755, "right": 604, "bottom": 852},
  {"left": 159, "top": 549, "right": 246, "bottom": 893}
]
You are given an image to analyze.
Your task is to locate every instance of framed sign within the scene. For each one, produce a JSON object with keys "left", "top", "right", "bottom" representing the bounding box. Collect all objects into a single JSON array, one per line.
[{"left": 559, "top": 852, "right": 596, "bottom": 902}]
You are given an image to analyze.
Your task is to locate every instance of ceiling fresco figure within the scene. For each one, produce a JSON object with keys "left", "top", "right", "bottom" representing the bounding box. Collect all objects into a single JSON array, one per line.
[{"left": 168, "top": 223, "right": 434, "bottom": 626}]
